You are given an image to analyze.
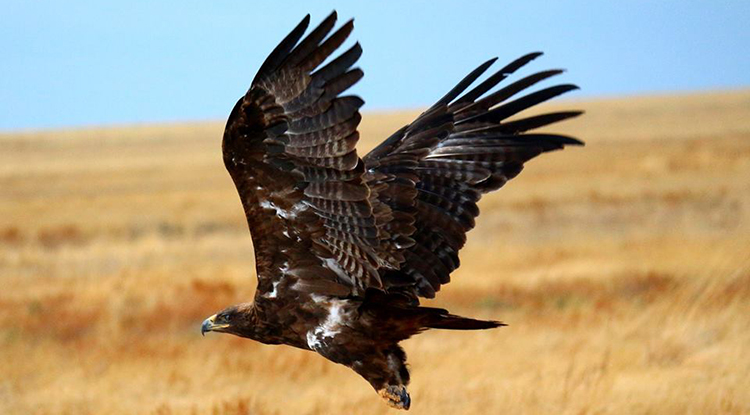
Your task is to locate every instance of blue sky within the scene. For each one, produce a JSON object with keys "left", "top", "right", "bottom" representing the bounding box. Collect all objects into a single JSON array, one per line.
[{"left": 1, "top": 1, "right": 748, "bottom": 131}]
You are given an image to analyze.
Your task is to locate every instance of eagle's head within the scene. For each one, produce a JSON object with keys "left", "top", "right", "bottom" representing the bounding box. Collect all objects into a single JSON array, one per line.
[{"left": 201, "top": 302, "right": 256, "bottom": 338}]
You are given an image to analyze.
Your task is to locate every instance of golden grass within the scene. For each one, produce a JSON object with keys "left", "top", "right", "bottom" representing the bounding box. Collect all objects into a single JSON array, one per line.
[{"left": 1, "top": 89, "right": 750, "bottom": 414}]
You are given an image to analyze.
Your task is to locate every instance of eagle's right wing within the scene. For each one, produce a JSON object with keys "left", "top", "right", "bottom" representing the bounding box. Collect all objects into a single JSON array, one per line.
[
  {"left": 364, "top": 54, "right": 584, "bottom": 299},
  {"left": 223, "top": 12, "right": 392, "bottom": 297}
]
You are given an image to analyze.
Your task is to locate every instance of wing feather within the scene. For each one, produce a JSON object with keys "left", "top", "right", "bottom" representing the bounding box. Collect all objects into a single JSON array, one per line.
[
  {"left": 223, "top": 12, "right": 387, "bottom": 297},
  {"left": 364, "top": 53, "right": 583, "bottom": 298},
  {"left": 224, "top": 12, "right": 583, "bottom": 301}
]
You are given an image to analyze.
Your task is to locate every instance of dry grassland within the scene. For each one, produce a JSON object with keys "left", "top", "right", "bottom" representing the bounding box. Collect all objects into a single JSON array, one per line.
[{"left": 1, "top": 90, "right": 749, "bottom": 414}]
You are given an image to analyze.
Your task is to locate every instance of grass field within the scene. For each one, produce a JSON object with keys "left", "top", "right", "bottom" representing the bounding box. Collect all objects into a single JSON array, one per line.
[{"left": 1, "top": 90, "right": 750, "bottom": 414}]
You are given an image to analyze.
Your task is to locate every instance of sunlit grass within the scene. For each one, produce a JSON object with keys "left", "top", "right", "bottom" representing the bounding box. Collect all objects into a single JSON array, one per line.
[{"left": 1, "top": 90, "right": 749, "bottom": 414}]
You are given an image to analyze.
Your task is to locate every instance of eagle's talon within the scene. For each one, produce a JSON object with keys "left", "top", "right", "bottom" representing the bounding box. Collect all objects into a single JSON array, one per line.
[{"left": 378, "top": 385, "right": 411, "bottom": 410}]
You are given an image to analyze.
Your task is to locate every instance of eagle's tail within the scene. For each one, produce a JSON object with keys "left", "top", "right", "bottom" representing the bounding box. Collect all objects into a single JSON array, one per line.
[
  {"left": 425, "top": 314, "right": 507, "bottom": 330},
  {"left": 363, "top": 290, "right": 505, "bottom": 335},
  {"left": 419, "top": 307, "right": 507, "bottom": 330}
]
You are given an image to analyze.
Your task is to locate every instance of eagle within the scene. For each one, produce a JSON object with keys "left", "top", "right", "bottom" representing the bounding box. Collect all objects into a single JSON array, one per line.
[{"left": 200, "top": 11, "right": 582, "bottom": 410}]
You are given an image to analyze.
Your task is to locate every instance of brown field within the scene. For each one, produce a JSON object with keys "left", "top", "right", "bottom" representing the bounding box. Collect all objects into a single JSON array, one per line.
[{"left": 1, "top": 90, "right": 750, "bottom": 415}]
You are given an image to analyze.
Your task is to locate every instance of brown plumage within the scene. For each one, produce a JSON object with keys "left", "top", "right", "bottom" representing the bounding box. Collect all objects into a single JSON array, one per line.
[{"left": 201, "top": 11, "right": 583, "bottom": 410}]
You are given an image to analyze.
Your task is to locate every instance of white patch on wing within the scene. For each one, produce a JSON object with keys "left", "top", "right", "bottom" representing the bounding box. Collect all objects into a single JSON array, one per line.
[
  {"left": 259, "top": 199, "right": 306, "bottom": 221},
  {"left": 306, "top": 295, "right": 351, "bottom": 351},
  {"left": 266, "top": 281, "right": 280, "bottom": 298},
  {"left": 265, "top": 262, "right": 288, "bottom": 299},
  {"left": 259, "top": 199, "right": 276, "bottom": 211}
]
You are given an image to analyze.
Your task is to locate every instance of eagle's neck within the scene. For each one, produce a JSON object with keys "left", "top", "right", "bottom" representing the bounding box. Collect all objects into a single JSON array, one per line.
[{"left": 229, "top": 300, "right": 280, "bottom": 345}]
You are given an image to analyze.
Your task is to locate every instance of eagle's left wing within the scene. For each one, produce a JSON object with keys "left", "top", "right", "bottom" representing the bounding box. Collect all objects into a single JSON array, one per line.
[
  {"left": 223, "top": 12, "right": 392, "bottom": 296},
  {"left": 364, "top": 54, "right": 584, "bottom": 299}
]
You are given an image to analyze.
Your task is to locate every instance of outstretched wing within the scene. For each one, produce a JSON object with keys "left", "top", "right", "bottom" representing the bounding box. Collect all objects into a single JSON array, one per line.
[
  {"left": 364, "top": 53, "right": 584, "bottom": 298},
  {"left": 223, "top": 12, "right": 390, "bottom": 296}
]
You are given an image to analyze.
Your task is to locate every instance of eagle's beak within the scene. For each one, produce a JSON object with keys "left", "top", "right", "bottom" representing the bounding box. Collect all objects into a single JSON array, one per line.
[
  {"left": 202, "top": 312, "right": 233, "bottom": 336},
  {"left": 201, "top": 314, "right": 216, "bottom": 336},
  {"left": 201, "top": 314, "right": 231, "bottom": 336}
]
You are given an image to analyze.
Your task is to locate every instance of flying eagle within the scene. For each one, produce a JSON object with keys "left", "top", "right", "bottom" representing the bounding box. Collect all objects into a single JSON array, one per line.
[{"left": 201, "top": 11, "right": 582, "bottom": 410}]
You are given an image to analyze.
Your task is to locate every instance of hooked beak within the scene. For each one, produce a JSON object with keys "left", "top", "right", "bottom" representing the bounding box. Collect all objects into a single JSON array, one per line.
[{"left": 201, "top": 314, "right": 228, "bottom": 336}]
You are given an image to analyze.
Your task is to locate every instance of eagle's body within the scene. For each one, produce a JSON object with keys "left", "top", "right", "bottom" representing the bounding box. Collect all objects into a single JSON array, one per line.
[{"left": 201, "top": 11, "right": 582, "bottom": 409}]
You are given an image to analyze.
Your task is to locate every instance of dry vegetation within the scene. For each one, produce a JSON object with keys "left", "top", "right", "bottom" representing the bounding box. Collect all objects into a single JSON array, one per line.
[{"left": 1, "top": 90, "right": 750, "bottom": 414}]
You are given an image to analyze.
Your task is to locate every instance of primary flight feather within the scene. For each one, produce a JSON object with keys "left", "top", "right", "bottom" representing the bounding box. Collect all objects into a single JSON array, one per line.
[{"left": 201, "top": 11, "right": 583, "bottom": 410}]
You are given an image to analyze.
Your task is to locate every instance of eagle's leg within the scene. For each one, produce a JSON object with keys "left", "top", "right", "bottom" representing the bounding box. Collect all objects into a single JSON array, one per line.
[
  {"left": 314, "top": 335, "right": 412, "bottom": 409},
  {"left": 351, "top": 345, "right": 411, "bottom": 410}
]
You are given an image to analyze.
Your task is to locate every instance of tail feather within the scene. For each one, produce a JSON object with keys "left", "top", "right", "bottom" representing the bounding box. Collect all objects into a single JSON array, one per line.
[
  {"left": 413, "top": 304, "right": 506, "bottom": 330},
  {"left": 363, "top": 290, "right": 506, "bottom": 336},
  {"left": 425, "top": 312, "right": 505, "bottom": 330}
]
